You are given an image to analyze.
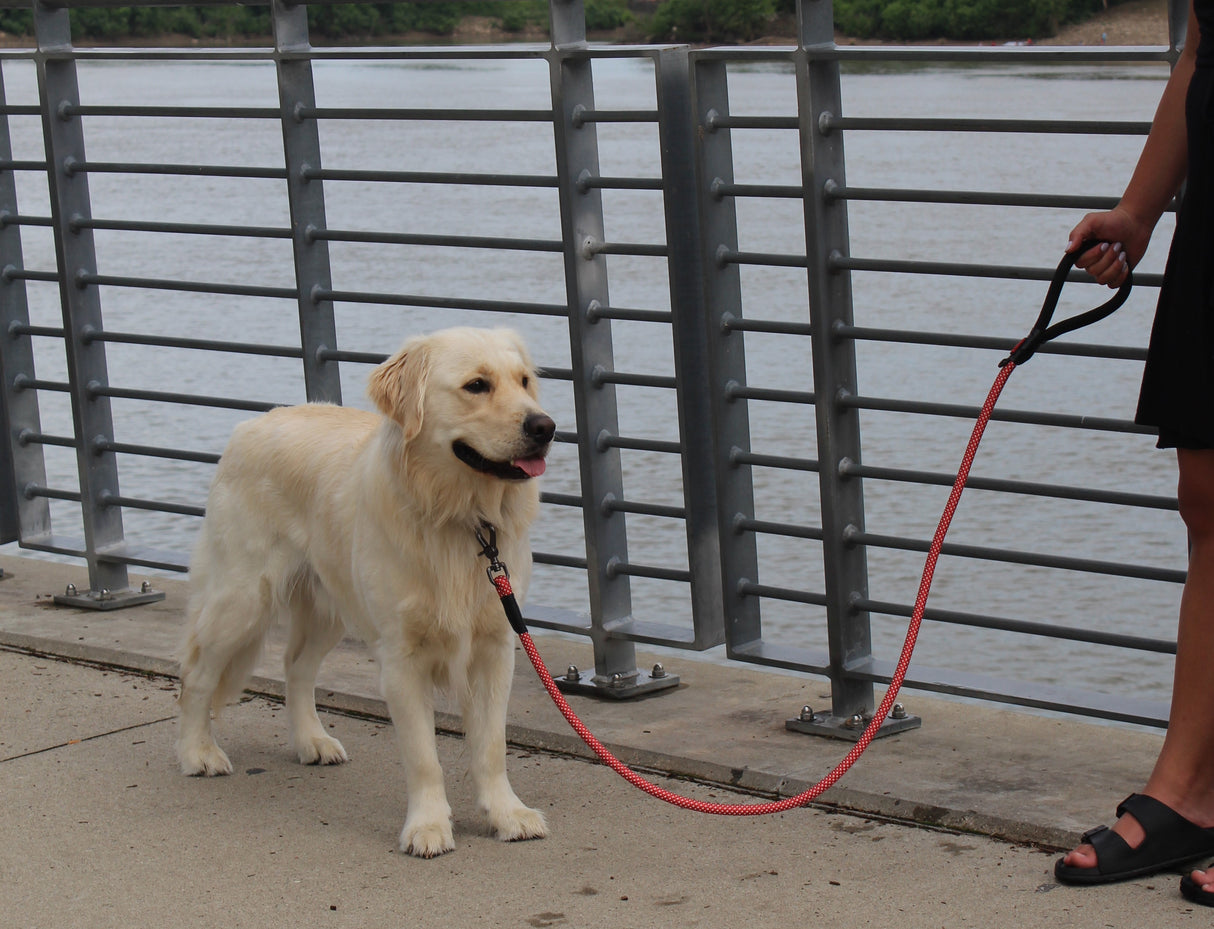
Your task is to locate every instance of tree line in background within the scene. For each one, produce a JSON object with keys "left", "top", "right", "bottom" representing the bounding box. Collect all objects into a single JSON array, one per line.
[{"left": 0, "top": 0, "right": 1130, "bottom": 45}]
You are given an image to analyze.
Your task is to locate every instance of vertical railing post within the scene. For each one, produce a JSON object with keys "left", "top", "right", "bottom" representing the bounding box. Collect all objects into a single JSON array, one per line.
[
  {"left": 653, "top": 46, "right": 724, "bottom": 653},
  {"left": 547, "top": 0, "right": 669, "bottom": 697},
  {"left": 687, "top": 57, "right": 764, "bottom": 660},
  {"left": 0, "top": 61, "right": 50, "bottom": 549},
  {"left": 34, "top": 1, "right": 160, "bottom": 608},
  {"left": 273, "top": 0, "right": 342, "bottom": 404},
  {"left": 790, "top": 0, "right": 915, "bottom": 736}
]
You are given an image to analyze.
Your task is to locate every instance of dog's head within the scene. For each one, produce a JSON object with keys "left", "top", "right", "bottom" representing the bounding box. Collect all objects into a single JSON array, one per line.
[{"left": 367, "top": 327, "right": 555, "bottom": 482}]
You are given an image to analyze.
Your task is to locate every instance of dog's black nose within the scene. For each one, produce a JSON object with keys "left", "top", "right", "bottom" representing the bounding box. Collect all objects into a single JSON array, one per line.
[{"left": 524, "top": 413, "right": 556, "bottom": 444}]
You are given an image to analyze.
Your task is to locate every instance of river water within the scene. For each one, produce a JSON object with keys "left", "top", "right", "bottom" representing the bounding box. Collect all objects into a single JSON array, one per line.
[{"left": 0, "top": 51, "right": 1184, "bottom": 711}]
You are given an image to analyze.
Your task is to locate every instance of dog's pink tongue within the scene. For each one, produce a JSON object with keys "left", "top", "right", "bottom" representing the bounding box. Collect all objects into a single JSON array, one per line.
[{"left": 513, "top": 456, "right": 547, "bottom": 478}]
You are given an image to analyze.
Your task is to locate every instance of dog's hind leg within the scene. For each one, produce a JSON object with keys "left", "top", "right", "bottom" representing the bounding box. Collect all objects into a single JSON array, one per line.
[
  {"left": 176, "top": 590, "right": 272, "bottom": 777},
  {"left": 284, "top": 585, "right": 348, "bottom": 766},
  {"left": 463, "top": 629, "right": 547, "bottom": 843}
]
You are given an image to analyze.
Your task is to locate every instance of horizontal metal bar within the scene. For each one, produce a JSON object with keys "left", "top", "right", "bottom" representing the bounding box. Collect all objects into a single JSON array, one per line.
[
  {"left": 843, "top": 460, "right": 1178, "bottom": 511},
  {"left": 87, "top": 385, "right": 281, "bottom": 413},
  {"left": 833, "top": 253, "right": 1166, "bottom": 289},
  {"left": 597, "top": 433, "right": 681, "bottom": 455},
  {"left": 101, "top": 493, "right": 205, "bottom": 518},
  {"left": 821, "top": 114, "right": 1152, "bottom": 135},
  {"left": 86, "top": 330, "right": 303, "bottom": 359},
  {"left": 738, "top": 580, "right": 828, "bottom": 607},
  {"left": 572, "top": 108, "right": 659, "bottom": 125},
  {"left": 577, "top": 175, "right": 664, "bottom": 192},
  {"left": 532, "top": 552, "right": 589, "bottom": 571},
  {"left": 8, "top": 323, "right": 65, "bottom": 339},
  {"left": 308, "top": 167, "right": 558, "bottom": 188},
  {"left": 307, "top": 105, "right": 552, "bottom": 121},
  {"left": 734, "top": 516, "right": 823, "bottom": 541},
  {"left": 592, "top": 368, "right": 677, "bottom": 390},
  {"left": 95, "top": 439, "right": 221, "bottom": 465},
  {"left": 607, "top": 560, "right": 691, "bottom": 584},
  {"left": 595, "top": 241, "right": 668, "bottom": 258},
  {"left": 602, "top": 498, "right": 686, "bottom": 519},
  {"left": 64, "top": 104, "right": 278, "bottom": 119},
  {"left": 720, "top": 313, "right": 813, "bottom": 338},
  {"left": 16, "top": 431, "right": 77, "bottom": 450},
  {"left": 539, "top": 491, "right": 584, "bottom": 508},
  {"left": 74, "top": 161, "right": 287, "bottom": 180},
  {"left": 80, "top": 217, "right": 292, "bottom": 239},
  {"left": 841, "top": 392, "right": 1153, "bottom": 435},
  {"left": 729, "top": 450, "right": 818, "bottom": 472},
  {"left": 311, "top": 228, "right": 562, "bottom": 253},
  {"left": 585, "top": 301, "right": 672, "bottom": 324},
  {"left": 857, "top": 597, "right": 1176, "bottom": 654},
  {"left": 852, "top": 528, "right": 1187, "bottom": 584},
  {"left": 79, "top": 272, "right": 296, "bottom": 300},
  {"left": 12, "top": 375, "right": 69, "bottom": 393},
  {"left": 705, "top": 113, "right": 798, "bottom": 131},
  {"left": 319, "top": 288, "right": 569, "bottom": 317},
  {"left": 5, "top": 269, "right": 60, "bottom": 284},
  {"left": 824, "top": 183, "right": 1126, "bottom": 212},
  {"left": 837, "top": 324, "right": 1150, "bottom": 362},
  {"left": 724, "top": 383, "right": 814, "bottom": 404},
  {"left": 23, "top": 485, "right": 82, "bottom": 503}
]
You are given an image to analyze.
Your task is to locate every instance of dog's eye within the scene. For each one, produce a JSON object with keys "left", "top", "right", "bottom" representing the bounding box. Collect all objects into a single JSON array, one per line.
[
  {"left": 521, "top": 375, "right": 530, "bottom": 389},
  {"left": 463, "top": 378, "right": 491, "bottom": 394}
]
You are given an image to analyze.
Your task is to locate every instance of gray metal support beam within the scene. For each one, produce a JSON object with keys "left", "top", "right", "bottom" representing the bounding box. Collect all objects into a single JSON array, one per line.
[
  {"left": 0, "top": 62, "right": 50, "bottom": 547},
  {"left": 784, "top": 0, "right": 918, "bottom": 738},
  {"left": 653, "top": 46, "right": 725, "bottom": 652},
  {"left": 35, "top": 1, "right": 161, "bottom": 609},
  {"left": 548, "top": 0, "right": 671, "bottom": 697},
  {"left": 794, "top": 0, "right": 880, "bottom": 729},
  {"left": 273, "top": 0, "right": 342, "bottom": 404},
  {"left": 688, "top": 58, "right": 763, "bottom": 658}
]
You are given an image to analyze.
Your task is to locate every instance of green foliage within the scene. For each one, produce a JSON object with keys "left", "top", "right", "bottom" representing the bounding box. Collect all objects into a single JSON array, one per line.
[
  {"left": 834, "top": 0, "right": 1114, "bottom": 41},
  {"left": 648, "top": 0, "right": 778, "bottom": 42}
]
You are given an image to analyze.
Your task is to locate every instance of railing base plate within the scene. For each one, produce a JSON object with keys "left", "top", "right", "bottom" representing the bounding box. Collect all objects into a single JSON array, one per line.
[
  {"left": 785, "top": 710, "right": 921, "bottom": 742},
  {"left": 553, "top": 664, "right": 681, "bottom": 700},
  {"left": 53, "top": 586, "right": 167, "bottom": 612}
]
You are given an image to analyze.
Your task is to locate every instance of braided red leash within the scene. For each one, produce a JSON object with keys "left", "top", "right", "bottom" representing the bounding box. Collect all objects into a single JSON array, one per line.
[{"left": 490, "top": 360, "right": 1017, "bottom": 814}]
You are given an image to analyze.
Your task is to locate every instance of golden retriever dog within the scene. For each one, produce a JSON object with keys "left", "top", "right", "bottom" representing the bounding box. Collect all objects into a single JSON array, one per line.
[{"left": 176, "top": 326, "right": 555, "bottom": 857}]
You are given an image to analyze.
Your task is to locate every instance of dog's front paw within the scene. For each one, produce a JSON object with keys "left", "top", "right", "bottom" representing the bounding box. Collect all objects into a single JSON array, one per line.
[
  {"left": 177, "top": 738, "right": 233, "bottom": 777},
  {"left": 294, "top": 733, "right": 349, "bottom": 767},
  {"left": 489, "top": 804, "right": 548, "bottom": 843},
  {"left": 400, "top": 819, "right": 455, "bottom": 858}
]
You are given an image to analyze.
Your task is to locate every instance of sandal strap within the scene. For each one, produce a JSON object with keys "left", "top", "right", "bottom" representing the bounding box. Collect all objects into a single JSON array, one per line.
[{"left": 1116, "top": 793, "right": 1214, "bottom": 857}]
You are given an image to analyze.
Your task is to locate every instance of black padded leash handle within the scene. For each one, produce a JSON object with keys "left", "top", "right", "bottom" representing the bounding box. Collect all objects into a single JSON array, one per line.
[{"left": 1000, "top": 239, "right": 1134, "bottom": 367}]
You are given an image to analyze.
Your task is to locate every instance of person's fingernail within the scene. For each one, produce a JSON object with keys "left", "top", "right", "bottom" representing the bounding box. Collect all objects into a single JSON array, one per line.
[
  {"left": 1119, "top": 251, "right": 1127, "bottom": 266},
  {"left": 1099, "top": 242, "right": 1109, "bottom": 252}
]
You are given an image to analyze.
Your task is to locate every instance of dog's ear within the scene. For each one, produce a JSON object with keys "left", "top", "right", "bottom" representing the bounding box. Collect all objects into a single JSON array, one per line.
[{"left": 367, "top": 339, "right": 429, "bottom": 441}]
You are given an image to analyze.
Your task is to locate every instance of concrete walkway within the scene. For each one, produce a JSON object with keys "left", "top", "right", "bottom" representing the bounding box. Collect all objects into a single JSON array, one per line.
[{"left": 0, "top": 552, "right": 1207, "bottom": 928}]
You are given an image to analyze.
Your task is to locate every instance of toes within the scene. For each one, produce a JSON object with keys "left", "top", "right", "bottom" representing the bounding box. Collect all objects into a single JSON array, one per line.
[
  {"left": 295, "top": 733, "right": 349, "bottom": 766},
  {"left": 400, "top": 820, "right": 455, "bottom": 858},
  {"left": 491, "top": 805, "right": 548, "bottom": 843}
]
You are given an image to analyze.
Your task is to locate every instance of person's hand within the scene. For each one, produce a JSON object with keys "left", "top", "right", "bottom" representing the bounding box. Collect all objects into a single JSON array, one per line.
[{"left": 1066, "top": 207, "right": 1151, "bottom": 287}]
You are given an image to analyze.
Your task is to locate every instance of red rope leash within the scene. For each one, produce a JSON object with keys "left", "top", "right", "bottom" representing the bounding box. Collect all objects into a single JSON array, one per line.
[{"left": 489, "top": 359, "right": 1017, "bottom": 814}]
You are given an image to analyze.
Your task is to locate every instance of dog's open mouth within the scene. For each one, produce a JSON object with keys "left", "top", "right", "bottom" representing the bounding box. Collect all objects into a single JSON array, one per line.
[{"left": 453, "top": 441, "right": 547, "bottom": 480}]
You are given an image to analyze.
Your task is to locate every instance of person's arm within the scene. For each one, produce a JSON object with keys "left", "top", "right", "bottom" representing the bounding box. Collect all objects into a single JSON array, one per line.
[{"left": 1069, "top": 0, "right": 1200, "bottom": 286}]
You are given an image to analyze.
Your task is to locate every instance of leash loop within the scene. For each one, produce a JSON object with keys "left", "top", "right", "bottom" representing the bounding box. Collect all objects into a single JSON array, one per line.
[{"left": 1000, "top": 239, "right": 1133, "bottom": 367}]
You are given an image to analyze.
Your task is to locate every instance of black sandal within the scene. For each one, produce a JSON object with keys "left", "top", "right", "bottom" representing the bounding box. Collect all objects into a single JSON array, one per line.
[
  {"left": 1054, "top": 793, "right": 1214, "bottom": 885},
  {"left": 1181, "top": 872, "right": 1214, "bottom": 906}
]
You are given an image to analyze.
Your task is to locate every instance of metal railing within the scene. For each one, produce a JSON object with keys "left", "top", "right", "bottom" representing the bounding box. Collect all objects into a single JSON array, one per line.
[{"left": 0, "top": 0, "right": 1190, "bottom": 732}]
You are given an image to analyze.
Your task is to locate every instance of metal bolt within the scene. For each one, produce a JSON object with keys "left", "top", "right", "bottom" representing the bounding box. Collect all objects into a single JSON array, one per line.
[
  {"left": 98, "top": 588, "right": 111, "bottom": 601},
  {"left": 564, "top": 665, "right": 580, "bottom": 683},
  {"left": 799, "top": 705, "right": 816, "bottom": 723},
  {"left": 891, "top": 703, "right": 907, "bottom": 720},
  {"left": 651, "top": 663, "right": 666, "bottom": 680},
  {"left": 610, "top": 672, "right": 624, "bottom": 688},
  {"left": 64, "top": 584, "right": 77, "bottom": 597},
  {"left": 141, "top": 581, "right": 152, "bottom": 594},
  {"left": 845, "top": 713, "right": 865, "bottom": 730}
]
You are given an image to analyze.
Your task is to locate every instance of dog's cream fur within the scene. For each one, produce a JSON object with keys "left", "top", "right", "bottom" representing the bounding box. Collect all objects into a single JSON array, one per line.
[{"left": 176, "top": 327, "right": 554, "bottom": 858}]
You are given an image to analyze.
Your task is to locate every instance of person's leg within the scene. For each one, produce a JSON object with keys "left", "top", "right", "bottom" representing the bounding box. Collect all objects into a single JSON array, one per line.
[{"left": 1061, "top": 447, "right": 1214, "bottom": 872}]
